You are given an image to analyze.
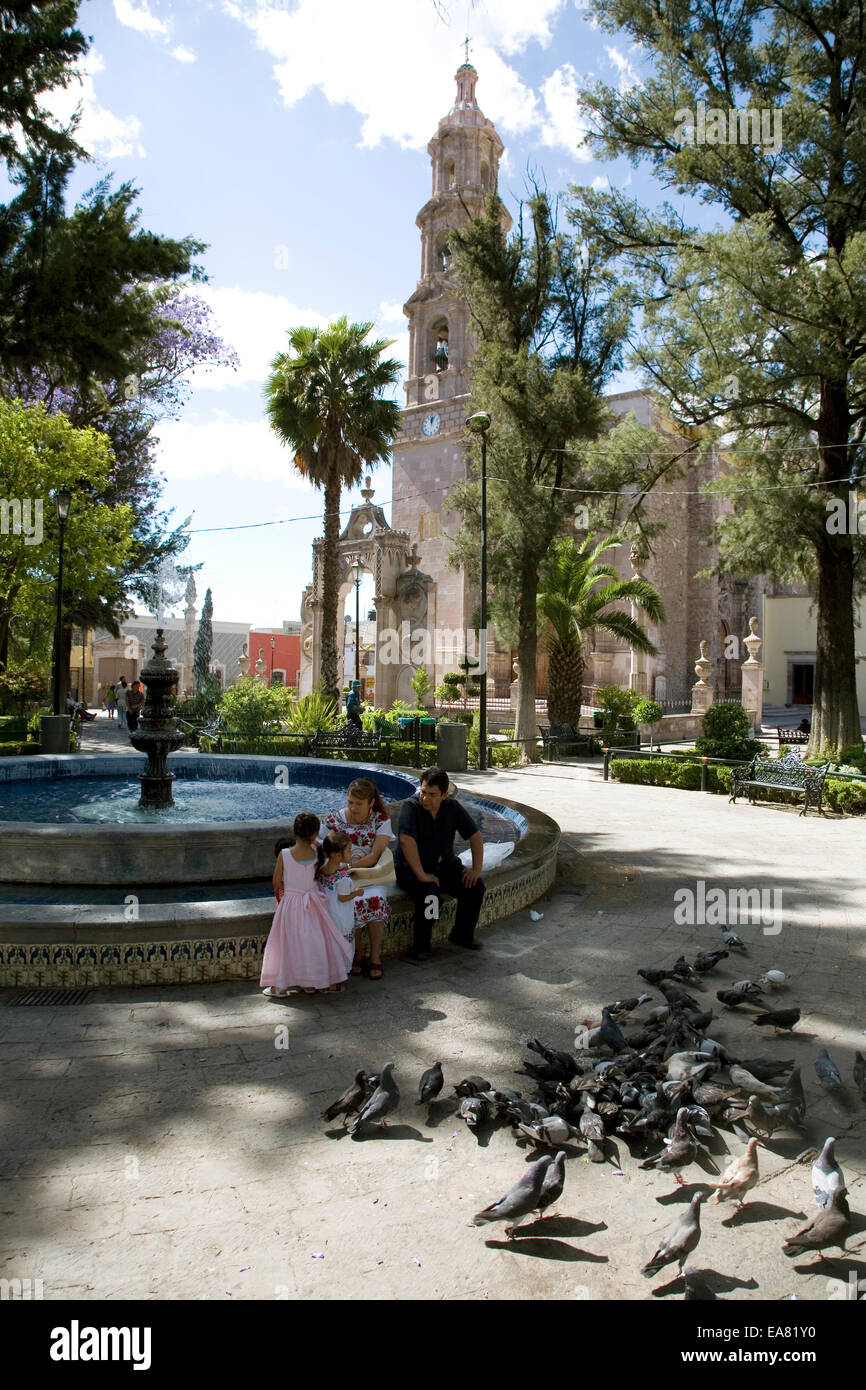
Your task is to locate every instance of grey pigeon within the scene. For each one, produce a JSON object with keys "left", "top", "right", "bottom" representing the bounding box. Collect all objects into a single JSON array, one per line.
[
  {"left": 458, "top": 1095, "right": 491, "bottom": 1129},
  {"left": 815, "top": 1049, "right": 843, "bottom": 1090},
  {"left": 745, "top": 1094, "right": 794, "bottom": 1138},
  {"left": 349, "top": 1061, "right": 399, "bottom": 1136},
  {"left": 598, "top": 1007, "right": 627, "bottom": 1053},
  {"left": 782, "top": 1187, "right": 850, "bottom": 1258},
  {"left": 812, "top": 1137, "right": 845, "bottom": 1210},
  {"left": 855, "top": 1053, "right": 866, "bottom": 1101},
  {"left": 752, "top": 1008, "right": 800, "bottom": 1032},
  {"left": 579, "top": 1092, "right": 606, "bottom": 1162},
  {"left": 605, "top": 994, "right": 652, "bottom": 1017},
  {"left": 473, "top": 1154, "right": 554, "bottom": 1238},
  {"left": 321, "top": 1069, "right": 370, "bottom": 1125},
  {"left": 717, "top": 989, "right": 749, "bottom": 1008},
  {"left": 454, "top": 1075, "right": 493, "bottom": 1097},
  {"left": 730, "top": 979, "right": 763, "bottom": 998},
  {"left": 693, "top": 949, "right": 728, "bottom": 973},
  {"left": 659, "top": 982, "right": 700, "bottom": 1011},
  {"left": 722, "top": 929, "right": 747, "bottom": 952},
  {"left": 639, "top": 1107, "right": 696, "bottom": 1184},
  {"left": 417, "top": 1061, "right": 444, "bottom": 1105},
  {"left": 729, "top": 1065, "right": 784, "bottom": 1101},
  {"left": 537, "top": 1150, "right": 567, "bottom": 1217},
  {"left": 642, "top": 1193, "right": 703, "bottom": 1277}
]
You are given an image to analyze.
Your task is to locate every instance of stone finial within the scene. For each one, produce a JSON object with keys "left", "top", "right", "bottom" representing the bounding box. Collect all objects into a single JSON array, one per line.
[
  {"left": 691, "top": 639, "right": 714, "bottom": 714},
  {"left": 743, "top": 617, "right": 763, "bottom": 668},
  {"left": 360, "top": 475, "right": 374, "bottom": 502},
  {"left": 254, "top": 647, "right": 267, "bottom": 681},
  {"left": 630, "top": 537, "right": 649, "bottom": 577},
  {"left": 235, "top": 642, "right": 250, "bottom": 684}
]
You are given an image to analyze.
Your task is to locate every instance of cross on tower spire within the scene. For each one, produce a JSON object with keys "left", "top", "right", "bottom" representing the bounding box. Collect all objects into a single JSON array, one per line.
[{"left": 463, "top": 33, "right": 470, "bottom": 64}]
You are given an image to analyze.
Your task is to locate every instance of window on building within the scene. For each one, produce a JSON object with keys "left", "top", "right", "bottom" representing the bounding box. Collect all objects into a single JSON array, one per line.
[
  {"left": 431, "top": 321, "right": 449, "bottom": 372},
  {"left": 480, "top": 161, "right": 489, "bottom": 190},
  {"left": 447, "top": 161, "right": 455, "bottom": 188}
]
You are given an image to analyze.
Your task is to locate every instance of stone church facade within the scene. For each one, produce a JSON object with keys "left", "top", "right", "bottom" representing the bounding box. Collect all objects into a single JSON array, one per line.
[{"left": 297, "top": 64, "right": 770, "bottom": 709}]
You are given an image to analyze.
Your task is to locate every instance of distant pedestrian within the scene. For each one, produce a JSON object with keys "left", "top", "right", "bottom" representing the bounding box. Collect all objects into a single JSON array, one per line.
[
  {"left": 105, "top": 684, "right": 117, "bottom": 720},
  {"left": 345, "top": 679, "right": 363, "bottom": 733},
  {"left": 125, "top": 680, "right": 144, "bottom": 734},
  {"left": 115, "top": 678, "right": 128, "bottom": 729}
]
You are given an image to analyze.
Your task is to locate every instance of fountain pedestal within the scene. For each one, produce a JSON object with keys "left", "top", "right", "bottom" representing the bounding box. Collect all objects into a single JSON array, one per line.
[{"left": 130, "top": 629, "right": 184, "bottom": 808}]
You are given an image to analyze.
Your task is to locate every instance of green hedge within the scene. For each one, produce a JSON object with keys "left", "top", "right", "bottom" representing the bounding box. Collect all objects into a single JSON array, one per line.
[
  {"left": 0, "top": 741, "right": 39, "bottom": 757},
  {"left": 199, "top": 735, "right": 310, "bottom": 756}
]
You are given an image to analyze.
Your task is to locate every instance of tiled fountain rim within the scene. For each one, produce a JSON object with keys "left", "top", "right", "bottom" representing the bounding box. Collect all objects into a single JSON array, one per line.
[{"left": 0, "top": 762, "right": 559, "bottom": 985}]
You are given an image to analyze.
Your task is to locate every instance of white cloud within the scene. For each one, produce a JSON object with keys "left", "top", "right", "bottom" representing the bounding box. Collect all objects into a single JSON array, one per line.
[
  {"left": 379, "top": 299, "right": 405, "bottom": 323},
  {"left": 155, "top": 414, "right": 316, "bottom": 482},
  {"left": 113, "top": 0, "right": 170, "bottom": 38},
  {"left": 189, "top": 286, "right": 409, "bottom": 396},
  {"left": 171, "top": 45, "right": 197, "bottom": 63},
  {"left": 227, "top": 0, "right": 559, "bottom": 150},
  {"left": 605, "top": 44, "right": 639, "bottom": 92},
  {"left": 540, "top": 64, "right": 591, "bottom": 158},
  {"left": 42, "top": 49, "right": 146, "bottom": 159},
  {"left": 592, "top": 175, "right": 609, "bottom": 189}
]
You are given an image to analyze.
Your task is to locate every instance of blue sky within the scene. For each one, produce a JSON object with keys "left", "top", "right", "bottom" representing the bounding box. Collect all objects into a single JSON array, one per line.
[{"left": 50, "top": 0, "right": 670, "bottom": 626}]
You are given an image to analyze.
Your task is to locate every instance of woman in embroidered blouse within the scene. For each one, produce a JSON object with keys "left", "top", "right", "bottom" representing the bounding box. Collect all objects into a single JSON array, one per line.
[{"left": 324, "top": 777, "right": 392, "bottom": 980}]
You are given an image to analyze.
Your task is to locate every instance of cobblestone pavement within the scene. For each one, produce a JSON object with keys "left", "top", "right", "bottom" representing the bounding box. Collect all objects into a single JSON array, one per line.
[{"left": 1, "top": 764, "right": 864, "bottom": 1301}]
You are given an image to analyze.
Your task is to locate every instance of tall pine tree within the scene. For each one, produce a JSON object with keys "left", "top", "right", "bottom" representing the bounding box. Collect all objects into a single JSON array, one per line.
[{"left": 193, "top": 588, "right": 213, "bottom": 694}]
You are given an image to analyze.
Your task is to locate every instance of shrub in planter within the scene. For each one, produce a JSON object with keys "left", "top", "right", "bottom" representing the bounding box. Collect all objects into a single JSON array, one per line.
[
  {"left": 696, "top": 704, "right": 764, "bottom": 760},
  {"left": 824, "top": 777, "right": 866, "bottom": 814}
]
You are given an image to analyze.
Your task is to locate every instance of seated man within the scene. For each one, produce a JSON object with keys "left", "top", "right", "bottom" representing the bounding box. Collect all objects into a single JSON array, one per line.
[{"left": 394, "top": 766, "right": 485, "bottom": 960}]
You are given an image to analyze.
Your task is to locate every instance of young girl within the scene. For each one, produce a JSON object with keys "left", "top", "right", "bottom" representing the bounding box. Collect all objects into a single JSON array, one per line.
[
  {"left": 315, "top": 832, "right": 364, "bottom": 957},
  {"left": 261, "top": 813, "right": 353, "bottom": 998}
]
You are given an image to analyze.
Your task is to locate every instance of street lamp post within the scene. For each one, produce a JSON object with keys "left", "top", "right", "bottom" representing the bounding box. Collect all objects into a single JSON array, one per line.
[
  {"left": 269, "top": 635, "right": 275, "bottom": 686},
  {"left": 466, "top": 412, "right": 491, "bottom": 771},
  {"left": 52, "top": 488, "right": 72, "bottom": 716},
  {"left": 350, "top": 559, "right": 365, "bottom": 686}
]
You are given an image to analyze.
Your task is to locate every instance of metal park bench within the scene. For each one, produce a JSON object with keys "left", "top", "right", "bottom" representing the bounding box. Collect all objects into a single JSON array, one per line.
[
  {"left": 309, "top": 724, "right": 393, "bottom": 761},
  {"left": 729, "top": 751, "right": 829, "bottom": 816},
  {"left": 537, "top": 721, "right": 599, "bottom": 760}
]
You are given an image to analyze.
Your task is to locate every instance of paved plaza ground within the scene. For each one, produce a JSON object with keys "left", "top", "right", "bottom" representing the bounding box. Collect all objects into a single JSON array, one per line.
[{"left": 1, "top": 728, "right": 864, "bottom": 1302}]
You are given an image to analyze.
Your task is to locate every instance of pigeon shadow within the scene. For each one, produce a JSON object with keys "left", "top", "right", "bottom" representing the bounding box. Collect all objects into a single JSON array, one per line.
[
  {"left": 721, "top": 1200, "right": 806, "bottom": 1227},
  {"left": 651, "top": 1268, "right": 760, "bottom": 1299},
  {"left": 349, "top": 1124, "right": 432, "bottom": 1143},
  {"left": 655, "top": 1181, "right": 713, "bottom": 1205},
  {"left": 485, "top": 1237, "right": 609, "bottom": 1263},
  {"left": 517, "top": 1141, "right": 582, "bottom": 1161},
  {"left": 519, "top": 1216, "right": 608, "bottom": 1239},
  {"left": 692, "top": 1150, "right": 722, "bottom": 1177},
  {"left": 422, "top": 1099, "right": 455, "bottom": 1129}
]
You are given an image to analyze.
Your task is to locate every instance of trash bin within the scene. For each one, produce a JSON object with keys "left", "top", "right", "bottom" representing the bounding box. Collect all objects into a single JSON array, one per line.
[
  {"left": 40, "top": 715, "right": 72, "bottom": 754},
  {"left": 418, "top": 718, "right": 436, "bottom": 743},
  {"left": 436, "top": 720, "right": 467, "bottom": 773},
  {"left": 397, "top": 717, "right": 416, "bottom": 740}
]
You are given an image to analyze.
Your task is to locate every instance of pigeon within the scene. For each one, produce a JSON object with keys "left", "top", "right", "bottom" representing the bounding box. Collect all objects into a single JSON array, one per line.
[
  {"left": 605, "top": 994, "right": 652, "bottom": 1017},
  {"left": 717, "top": 989, "right": 750, "bottom": 1008},
  {"left": 321, "top": 1069, "right": 370, "bottom": 1125},
  {"left": 454, "top": 1075, "right": 493, "bottom": 1097},
  {"left": 579, "top": 1092, "right": 606, "bottom": 1162},
  {"left": 458, "top": 1095, "right": 491, "bottom": 1129},
  {"left": 638, "top": 967, "right": 671, "bottom": 987},
  {"left": 777, "top": 1065, "right": 806, "bottom": 1121},
  {"left": 349, "top": 1061, "right": 399, "bottom": 1136},
  {"left": 752, "top": 1008, "right": 800, "bottom": 1032},
  {"left": 683, "top": 1266, "right": 717, "bottom": 1300},
  {"left": 708, "top": 1138, "right": 760, "bottom": 1207},
  {"left": 642, "top": 1193, "right": 704, "bottom": 1277},
  {"left": 659, "top": 982, "right": 700, "bottom": 1011},
  {"left": 730, "top": 979, "right": 764, "bottom": 998},
  {"left": 598, "top": 1007, "right": 627, "bottom": 1053},
  {"left": 525, "top": 1037, "right": 579, "bottom": 1075},
  {"left": 812, "top": 1138, "right": 845, "bottom": 1210},
  {"left": 782, "top": 1187, "right": 850, "bottom": 1259},
  {"left": 741, "top": 1057, "right": 796, "bottom": 1082},
  {"left": 670, "top": 955, "right": 703, "bottom": 986},
  {"left": 759, "top": 970, "right": 786, "bottom": 990},
  {"left": 537, "top": 1150, "right": 567, "bottom": 1217},
  {"left": 473, "top": 1154, "right": 554, "bottom": 1238},
  {"left": 722, "top": 929, "right": 747, "bottom": 952},
  {"left": 745, "top": 1095, "right": 797, "bottom": 1138},
  {"left": 686, "top": 1009, "right": 714, "bottom": 1032},
  {"left": 639, "top": 1108, "right": 696, "bottom": 1183},
  {"left": 693, "top": 949, "right": 729, "bottom": 973},
  {"left": 729, "top": 1065, "right": 784, "bottom": 1101},
  {"left": 417, "top": 1061, "right": 444, "bottom": 1105},
  {"left": 666, "top": 1051, "right": 719, "bottom": 1082},
  {"left": 855, "top": 1053, "right": 866, "bottom": 1101},
  {"left": 814, "top": 1049, "right": 843, "bottom": 1090}
]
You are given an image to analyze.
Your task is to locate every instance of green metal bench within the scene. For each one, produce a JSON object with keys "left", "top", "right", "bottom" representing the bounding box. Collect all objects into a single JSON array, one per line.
[{"left": 730, "top": 752, "right": 829, "bottom": 816}]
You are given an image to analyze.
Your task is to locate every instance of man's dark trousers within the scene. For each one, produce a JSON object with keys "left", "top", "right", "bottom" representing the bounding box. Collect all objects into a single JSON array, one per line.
[{"left": 396, "top": 858, "right": 485, "bottom": 954}]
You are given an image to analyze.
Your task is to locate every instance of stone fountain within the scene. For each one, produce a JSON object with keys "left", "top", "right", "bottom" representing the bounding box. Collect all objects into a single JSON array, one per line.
[{"left": 129, "top": 629, "right": 184, "bottom": 808}]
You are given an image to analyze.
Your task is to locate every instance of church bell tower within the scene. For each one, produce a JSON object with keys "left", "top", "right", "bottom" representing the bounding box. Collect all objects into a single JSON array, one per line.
[{"left": 391, "top": 63, "right": 510, "bottom": 682}]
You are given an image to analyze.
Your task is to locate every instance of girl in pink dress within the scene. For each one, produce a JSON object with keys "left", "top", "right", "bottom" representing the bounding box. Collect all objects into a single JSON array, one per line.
[{"left": 261, "top": 813, "right": 353, "bottom": 997}]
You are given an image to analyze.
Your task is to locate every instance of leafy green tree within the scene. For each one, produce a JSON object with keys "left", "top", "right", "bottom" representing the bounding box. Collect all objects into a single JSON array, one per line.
[
  {"left": 264, "top": 318, "right": 401, "bottom": 702},
  {"left": 538, "top": 534, "right": 664, "bottom": 725},
  {"left": 574, "top": 0, "right": 866, "bottom": 755},
  {"left": 193, "top": 587, "right": 213, "bottom": 693},
  {"left": 219, "top": 679, "right": 298, "bottom": 739},
  {"left": 409, "top": 663, "right": 434, "bottom": 709},
  {"left": 0, "top": 2, "right": 87, "bottom": 171},
  {"left": 0, "top": 398, "right": 136, "bottom": 679},
  {"left": 447, "top": 192, "right": 668, "bottom": 758}
]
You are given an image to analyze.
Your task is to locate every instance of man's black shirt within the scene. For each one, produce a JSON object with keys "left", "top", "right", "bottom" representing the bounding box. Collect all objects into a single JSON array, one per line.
[{"left": 394, "top": 794, "right": 479, "bottom": 877}]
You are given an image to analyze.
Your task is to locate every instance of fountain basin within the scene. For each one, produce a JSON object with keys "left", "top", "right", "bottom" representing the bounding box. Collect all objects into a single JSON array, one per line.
[{"left": 0, "top": 754, "right": 560, "bottom": 988}]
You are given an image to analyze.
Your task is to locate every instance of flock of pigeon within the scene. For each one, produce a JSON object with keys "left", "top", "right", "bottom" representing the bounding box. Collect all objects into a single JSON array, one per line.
[{"left": 319, "top": 934, "right": 865, "bottom": 1297}]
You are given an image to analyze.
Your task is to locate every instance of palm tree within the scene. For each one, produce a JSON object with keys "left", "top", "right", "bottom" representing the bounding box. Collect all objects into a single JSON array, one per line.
[
  {"left": 264, "top": 318, "right": 402, "bottom": 702},
  {"left": 538, "top": 534, "right": 665, "bottom": 725}
]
